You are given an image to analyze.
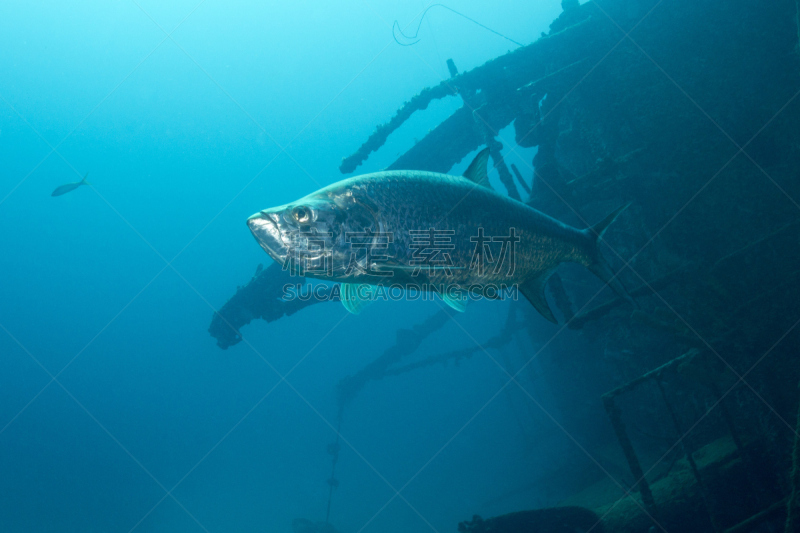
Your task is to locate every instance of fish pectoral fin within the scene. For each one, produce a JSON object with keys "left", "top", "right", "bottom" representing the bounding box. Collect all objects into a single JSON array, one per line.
[
  {"left": 462, "top": 148, "right": 493, "bottom": 190},
  {"left": 340, "top": 283, "right": 373, "bottom": 315},
  {"left": 438, "top": 289, "right": 467, "bottom": 313},
  {"left": 519, "top": 271, "right": 558, "bottom": 323}
]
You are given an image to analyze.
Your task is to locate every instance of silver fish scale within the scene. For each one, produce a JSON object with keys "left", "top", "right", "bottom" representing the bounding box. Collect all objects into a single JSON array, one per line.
[{"left": 336, "top": 170, "right": 590, "bottom": 286}]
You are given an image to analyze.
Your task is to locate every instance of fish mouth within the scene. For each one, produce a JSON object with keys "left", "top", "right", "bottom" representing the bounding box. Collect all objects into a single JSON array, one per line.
[{"left": 247, "top": 211, "right": 287, "bottom": 262}]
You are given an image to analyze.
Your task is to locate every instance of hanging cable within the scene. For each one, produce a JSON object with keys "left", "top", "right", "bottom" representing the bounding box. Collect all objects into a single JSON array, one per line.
[
  {"left": 424, "top": 6, "right": 446, "bottom": 77},
  {"left": 393, "top": 4, "right": 524, "bottom": 48}
]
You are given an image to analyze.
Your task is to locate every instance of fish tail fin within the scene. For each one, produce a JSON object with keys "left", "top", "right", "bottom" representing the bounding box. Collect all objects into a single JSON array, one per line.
[
  {"left": 519, "top": 204, "right": 634, "bottom": 322},
  {"left": 81, "top": 172, "right": 90, "bottom": 186},
  {"left": 581, "top": 203, "right": 637, "bottom": 307}
]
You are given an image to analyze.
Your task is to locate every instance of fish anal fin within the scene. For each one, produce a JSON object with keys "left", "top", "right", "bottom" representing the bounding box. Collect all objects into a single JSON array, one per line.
[
  {"left": 462, "top": 148, "right": 492, "bottom": 189},
  {"left": 519, "top": 271, "right": 558, "bottom": 323}
]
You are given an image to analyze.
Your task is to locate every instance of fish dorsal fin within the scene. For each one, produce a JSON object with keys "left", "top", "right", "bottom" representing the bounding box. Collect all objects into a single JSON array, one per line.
[
  {"left": 340, "top": 283, "right": 373, "bottom": 315},
  {"left": 440, "top": 290, "right": 467, "bottom": 313},
  {"left": 462, "top": 148, "right": 492, "bottom": 189},
  {"left": 519, "top": 270, "right": 558, "bottom": 323}
]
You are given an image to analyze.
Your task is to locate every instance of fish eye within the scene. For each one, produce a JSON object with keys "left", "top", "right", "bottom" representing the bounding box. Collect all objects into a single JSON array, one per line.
[{"left": 292, "top": 206, "right": 311, "bottom": 223}]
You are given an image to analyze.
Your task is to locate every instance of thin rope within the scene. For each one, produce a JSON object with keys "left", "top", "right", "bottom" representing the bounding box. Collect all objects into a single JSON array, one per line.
[{"left": 393, "top": 4, "right": 524, "bottom": 48}]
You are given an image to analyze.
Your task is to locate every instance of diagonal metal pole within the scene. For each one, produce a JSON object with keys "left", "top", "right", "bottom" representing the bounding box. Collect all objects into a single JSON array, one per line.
[
  {"left": 655, "top": 378, "right": 721, "bottom": 533},
  {"left": 601, "top": 394, "right": 659, "bottom": 520},
  {"left": 786, "top": 379, "right": 800, "bottom": 533}
]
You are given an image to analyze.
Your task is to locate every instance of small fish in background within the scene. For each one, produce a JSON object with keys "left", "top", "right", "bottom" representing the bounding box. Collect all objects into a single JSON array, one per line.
[{"left": 51, "top": 173, "right": 89, "bottom": 197}]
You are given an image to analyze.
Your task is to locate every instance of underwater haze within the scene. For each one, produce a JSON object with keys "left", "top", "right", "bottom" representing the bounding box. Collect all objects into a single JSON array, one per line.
[{"left": 0, "top": 1, "right": 568, "bottom": 532}]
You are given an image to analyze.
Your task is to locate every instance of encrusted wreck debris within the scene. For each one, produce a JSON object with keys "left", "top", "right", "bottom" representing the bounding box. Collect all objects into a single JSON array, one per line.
[
  {"left": 457, "top": 507, "right": 603, "bottom": 533},
  {"left": 340, "top": 0, "right": 800, "bottom": 529},
  {"left": 215, "top": 0, "right": 800, "bottom": 530},
  {"left": 208, "top": 263, "right": 331, "bottom": 349},
  {"left": 336, "top": 304, "right": 532, "bottom": 412}
]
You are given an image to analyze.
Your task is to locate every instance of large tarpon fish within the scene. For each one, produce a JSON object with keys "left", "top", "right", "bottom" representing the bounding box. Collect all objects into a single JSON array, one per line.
[{"left": 247, "top": 149, "right": 633, "bottom": 322}]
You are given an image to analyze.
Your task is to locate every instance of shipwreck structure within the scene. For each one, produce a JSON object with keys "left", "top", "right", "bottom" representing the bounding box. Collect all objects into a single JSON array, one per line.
[{"left": 213, "top": 0, "right": 800, "bottom": 530}]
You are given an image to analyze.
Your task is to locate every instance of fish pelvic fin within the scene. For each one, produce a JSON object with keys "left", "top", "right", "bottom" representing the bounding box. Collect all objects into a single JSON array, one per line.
[
  {"left": 581, "top": 204, "right": 637, "bottom": 308},
  {"left": 340, "top": 283, "right": 373, "bottom": 315},
  {"left": 439, "top": 290, "right": 467, "bottom": 313},
  {"left": 462, "top": 148, "right": 492, "bottom": 189},
  {"left": 519, "top": 268, "right": 558, "bottom": 323}
]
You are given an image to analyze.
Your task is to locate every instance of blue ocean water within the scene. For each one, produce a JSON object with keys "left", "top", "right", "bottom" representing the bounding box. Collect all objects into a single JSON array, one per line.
[{"left": 0, "top": 1, "right": 569, "bottom": 532}]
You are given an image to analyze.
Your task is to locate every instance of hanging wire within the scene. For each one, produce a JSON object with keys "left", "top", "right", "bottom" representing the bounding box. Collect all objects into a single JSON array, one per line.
[
  {"left": 324, "top": 413, "right": 343, "bottom": 525},
  {"left": 393, "top": 4, "right": 524, "bottom": 48},
  {"left": 424, "top": 4, "right": 446, "bottom": 77}
]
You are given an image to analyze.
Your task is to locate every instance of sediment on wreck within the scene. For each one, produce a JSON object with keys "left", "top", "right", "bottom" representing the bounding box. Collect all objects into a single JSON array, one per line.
[{"left": 796, "top": 0, "right": 800, "bottom": 53}]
